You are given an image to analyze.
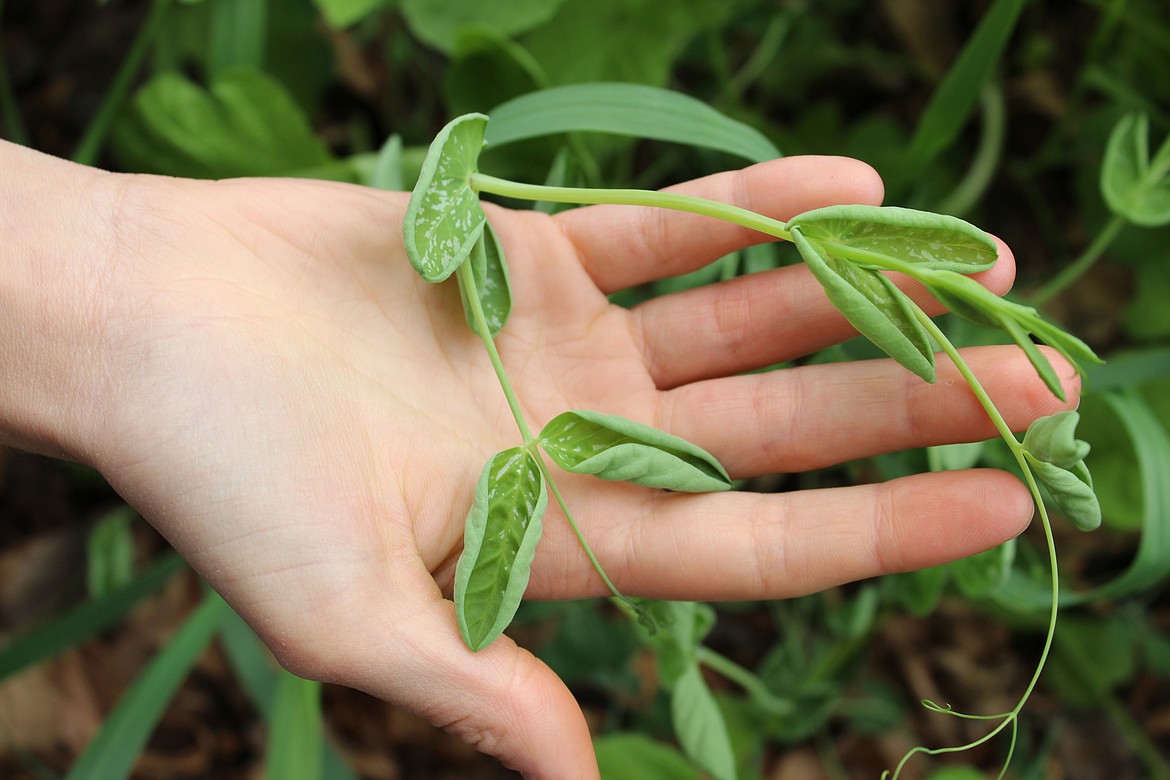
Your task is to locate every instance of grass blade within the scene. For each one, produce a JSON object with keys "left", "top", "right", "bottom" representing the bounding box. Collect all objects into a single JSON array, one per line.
[
  {"left": 0, "top": 551, "right": 186, "bottom": 682},
  {"left": 486, "top": 82, "right": 780, "bottom": 163},
  {"left": 65, "top": 592, "right": 230, "bottom": 780},
  {"left": 264, "top": 673, "right": 324, "bottom": 780},
  {"left": 208, "top": 0, "right": 268, "bottom": 79},
  {"left": 898, "top": 0, "right": 1027, "bottom": 184}
]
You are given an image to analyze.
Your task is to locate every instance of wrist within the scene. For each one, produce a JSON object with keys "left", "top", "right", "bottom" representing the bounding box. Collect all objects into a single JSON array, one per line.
[{"left": 0, "top": 141, "right": 124, "bottom": 461}]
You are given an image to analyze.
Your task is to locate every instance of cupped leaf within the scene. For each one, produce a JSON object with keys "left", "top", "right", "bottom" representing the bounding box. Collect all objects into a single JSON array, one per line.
[
  {"left": 1101, "top": 113, "right": 1170, "bottom": 227},
  {"left": 486, "top": 82, "right": 779, "bottom": 163},
  {"left": 538, "top": 411, "right": 731, "bottom": 492},
  {"left": 454, "top": 448, "right": 547, "bottom": 651},
  {"left": 457, "top": 220, "right": 513, "bottom": 336},
  {"left": 1023, "top": 411, "right": 1091, "bottom": 469},
  {"left": 791, "top": 227, "right": 936, "bottom": 382},
  {"left": 403, "top": 113, "right": 489, "bottom": 283},
  {"left": 785, "top": 205, "right": 998, "bottom": 273},
  {"left": 1026, "top": 455, "right": 1102, "bottom": 532}
]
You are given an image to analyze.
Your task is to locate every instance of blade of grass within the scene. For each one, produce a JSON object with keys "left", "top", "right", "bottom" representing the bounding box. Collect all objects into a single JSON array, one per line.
[
  {"left": 486, "top": 82, "right": 780, "bottom": 163},
  {"left": 64, "top": 591, "right": 229, "bottom": 780},
  {"left": 72, "top": 0, "right": 173, "bottom": 166},
  {"left": 896, "top": 0, "right": 1027, "bottom": 189},
  {"left": 264, "top": 673, "right": 324, "bottom": 780},
  {"left": 0, "top": 551, "right": 186, "bottom": 682},
  {"left": 219, "top": 606, "right": 360, "bottom": 780}
]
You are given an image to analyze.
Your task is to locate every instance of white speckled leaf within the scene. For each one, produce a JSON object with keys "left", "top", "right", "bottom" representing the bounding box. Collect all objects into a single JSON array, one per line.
[
  {"left": 786, "top": 205, "right": 998, "bottom": 273},
  {"left": 538, "top": 410, "right": 731, "bottom": 492},
  {"left": 454, "top": 448, "right": 546, "bottom": 652},
  {"left": 792, "top": 226, "right": 936, "bottom": 383},
  {"left": 403, "top": 113, "right": 488, "bottom": 283}
]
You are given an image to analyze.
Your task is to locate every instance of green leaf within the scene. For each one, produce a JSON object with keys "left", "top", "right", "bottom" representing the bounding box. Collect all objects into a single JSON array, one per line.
[
  {"left": 1001, "top": 316, "right": 1065, "bottom": 402},
  {"left": 111, "top": 69, "right": 337, "bottom": 179},
  {"left": 791, "top": 227, "right": 935, "bottom": 382},
  {"left": 0, "top": 552, "right": 186, "bottom": 683},
  {"left": 899, "top": 0, "right": 1027, "bottom": 182},
  {"left": 1101, "top": 113, "right": 1170, "bottom": 227},
  {"left": 264, "top": 674, "right": 323, "bottom": 780},
  {"left": 403, "top": 113, "right": 489, "bottom": 283},
  {"left": 951, "top": 540, "right": 1015, "bottom": 598},
  {"left": 595, "top": 733, "right": 701, "bottom": 780},
  {"left": 457, "top": 220, "right": 513, "bottom": 336},
  {"left": 538, "top": 410, "right": 731, "bottom": 492},
  {"left": 369, "top": 133, "right": 405, "bottom": 191},
  {"left": 400, "top": 0, "right": 567, "bottom": 54},
  {"left": 314, "top": 0, "right": 393, "bottom": 28},
  {"left": 672, "top": 664, "right": 737, "bottom": 780},
  {"left": 785, "top": 205, "right": 998, "bottom": 273},
  {"left": 639, "top": 601, "right": 717, "bottom": 685},
  {"left": 1023, "top": 411, "right": 1091, "bottom": 468},
  {"left": 1025, "top": 455, "right": 1101, "bottom": 532},
  {"left": 86, "top": 506, "right": 136, "bottom": 599},
  {"left": 65, "top": 593, "right": 230, "bottom": 780},
  {"left": 454, "top": 448, "right": 547, "bottom": 651},
  {"left": 486, "top": 82, "right": 779, "bottom": 163},
  {"left": 208, "top": 0, "right": 267, "bottom": 79}
]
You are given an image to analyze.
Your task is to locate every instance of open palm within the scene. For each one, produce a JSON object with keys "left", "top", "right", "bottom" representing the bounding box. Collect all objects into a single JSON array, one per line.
[{"left": 76, "top": 156, "right": 1076, "bottom": 779}]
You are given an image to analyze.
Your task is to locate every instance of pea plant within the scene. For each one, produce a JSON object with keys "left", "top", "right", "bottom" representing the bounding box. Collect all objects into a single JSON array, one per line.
[{"left": 400, "top": 112, "right": 1103, "bottom": 779}]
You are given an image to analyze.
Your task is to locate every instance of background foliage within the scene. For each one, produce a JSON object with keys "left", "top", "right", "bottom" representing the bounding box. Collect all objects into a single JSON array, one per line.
[{"left": 1, "top": 0, "right": 1169, "bottom": 777}]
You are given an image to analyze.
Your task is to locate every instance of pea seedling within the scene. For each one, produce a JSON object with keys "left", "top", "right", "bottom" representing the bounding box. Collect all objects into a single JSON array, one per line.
[{"left": 400, "top": 113, "right": 1102, "bottom": 779}]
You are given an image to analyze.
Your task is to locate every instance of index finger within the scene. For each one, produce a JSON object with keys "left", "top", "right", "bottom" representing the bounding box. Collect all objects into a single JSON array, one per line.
[{"left": 553, "top": 156, "right": 884, "bottom": 293}]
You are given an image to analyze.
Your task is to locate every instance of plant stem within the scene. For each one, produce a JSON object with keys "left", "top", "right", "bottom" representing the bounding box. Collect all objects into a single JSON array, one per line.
[
  {"left": 1030, "top": 214, "right": 1126, "bottom": 306},
  {"left": 885, "top": 306, "right": 1062, "bottom": 780},
  {"left": 471, "top": 172, "right": 793, "bottom": 241},
  {"left": 72, "top": 0, "right": 172, "bottom": 166},
  {"left": 456, "top": 260, "right": 635, "bottom": 608},
  {"left": 695, "top": 646, "right": 794, "bottom": 716}
]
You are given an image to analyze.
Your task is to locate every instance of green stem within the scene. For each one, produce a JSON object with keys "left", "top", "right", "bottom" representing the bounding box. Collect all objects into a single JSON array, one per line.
[
  {"left": 72, "top": 0, "right": 172, "bottom": 166},
  {"left": 456, "top": 260, "right": 634, "bottom": 607},
  {"left": 695, "top": 646, "right": 794, "bottom": 717},
  {"left": 471, "top": 172, "right": 793, "bottom": 241},
  {"left": 1030, "top": 214, "right": 1127, "bottom": 306},
  {"left": 885, "top": 307, "right": 1061, "bottom": 780}
]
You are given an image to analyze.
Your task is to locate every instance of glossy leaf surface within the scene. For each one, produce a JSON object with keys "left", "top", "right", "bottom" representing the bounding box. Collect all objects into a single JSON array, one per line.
[
  {"left": 1101, "top": 113, "right": 1170, "bottom": 227},
  {"left": 404, "top": 113, "right": 488, "bottom": 283},
  {"left": 454, "top": 448, "right": 547, "bottom": 651},
  {"left": 786, "top": 205, "right": 998, "bottom": 273},
  {"left": 457, "top": 220, "right": 513, "bottom": 336},
  {"left": 791, "top": 227, "right": 935, "bottom": 382},
  {"left": 538, "top": 411, "right": 731, "bottom": 492}
]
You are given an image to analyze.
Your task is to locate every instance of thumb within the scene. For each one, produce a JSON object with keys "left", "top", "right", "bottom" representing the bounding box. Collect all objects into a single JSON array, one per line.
[{"left": 329, "top": 569, "right": 599, "bottom": 779}]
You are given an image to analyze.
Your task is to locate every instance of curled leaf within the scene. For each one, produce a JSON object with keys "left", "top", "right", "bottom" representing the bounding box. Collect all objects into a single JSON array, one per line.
[
  {"left": 1023, "top": 412, "right": 1101, "bottom": 532},
  {"left": 1101, "top": 113, "right": 1170, "bottom": 227},
  {"left": 454, "top": 447, "right": 547, "bottom": 651},
  {"left": 403, "top": 113, "right": 489, "bottom": 282},
  {"left": 791, "top": 226, "right": 936, "bottom": 382},
  {"left": 1023, "top": 411, "right": 1091, "bottom": 468},
  {"left": 456, "top": 220, "right": 513, "bottom": 336},
  {"left": 538, "top": 410, "right": 731, "bottom": 492},
  {"left": 785, "top": 204, "right": 998, "bottom": 273}
]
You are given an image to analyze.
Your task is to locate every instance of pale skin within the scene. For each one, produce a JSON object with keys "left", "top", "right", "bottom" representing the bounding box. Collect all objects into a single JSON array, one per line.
[{"left": 0, "top": 139, "right": 1077, "bottom": 778}]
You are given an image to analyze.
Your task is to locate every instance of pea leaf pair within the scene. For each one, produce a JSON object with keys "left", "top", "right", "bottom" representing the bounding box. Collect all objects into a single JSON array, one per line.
[{"left": 1023, "top": 411, "right": 1101, "bottom": 532}]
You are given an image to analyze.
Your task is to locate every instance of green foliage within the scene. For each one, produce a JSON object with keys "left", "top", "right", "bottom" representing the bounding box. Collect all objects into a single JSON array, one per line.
[
  {"left": 595, "top": 733, "right": 701, "bottom": 780},
  {"left": 538, "top": 410, "right": 733, "bottom": 492},
  {"left": 1102, "top": 113, "right": 1170, "bottom": 226},
  {"left": 454, "top": 448, "right": 547, "bottom": 651}
]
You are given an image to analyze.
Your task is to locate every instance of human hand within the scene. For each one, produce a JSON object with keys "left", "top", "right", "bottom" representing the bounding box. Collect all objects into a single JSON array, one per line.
[{"left": 11, "top": 145, "right": 1077, "bottom": 778}]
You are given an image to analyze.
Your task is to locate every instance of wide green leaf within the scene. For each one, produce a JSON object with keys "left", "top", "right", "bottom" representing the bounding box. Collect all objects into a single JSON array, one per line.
[
  {"left": 403, "top": 113, "right": 489, "bottom": 283},
  {"left": 672, "top": 664, "right": 737, "bottom": 780},
  {"left": 400, "top": 0, "right": 567, "bottom": 54},
  {"left": 486, "top": 82, "right": 779, "bottom": 163},
  {"left": 1101, "top": 113, "right": 1170, "bottom": 227},
  {"left": 456, "top": 220, "right": 513, "bottom": 336},
  {"left": 538, "top": 410, "right": 731, "bottom": 492},
  {"left": 454, "top": 448, "right": 547, "bottom": 651},
  {"left": 110, "top": 69, "right": 338, "bottom": 179},
  {"left": 791, "top": 227, "right": 935, "bottom": 382},
  {"left": 785, "top": 205, "right": 998, "bottom": 273},
  {"left": 595, "top": 733, "right": 701, "bottom": 780}
]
